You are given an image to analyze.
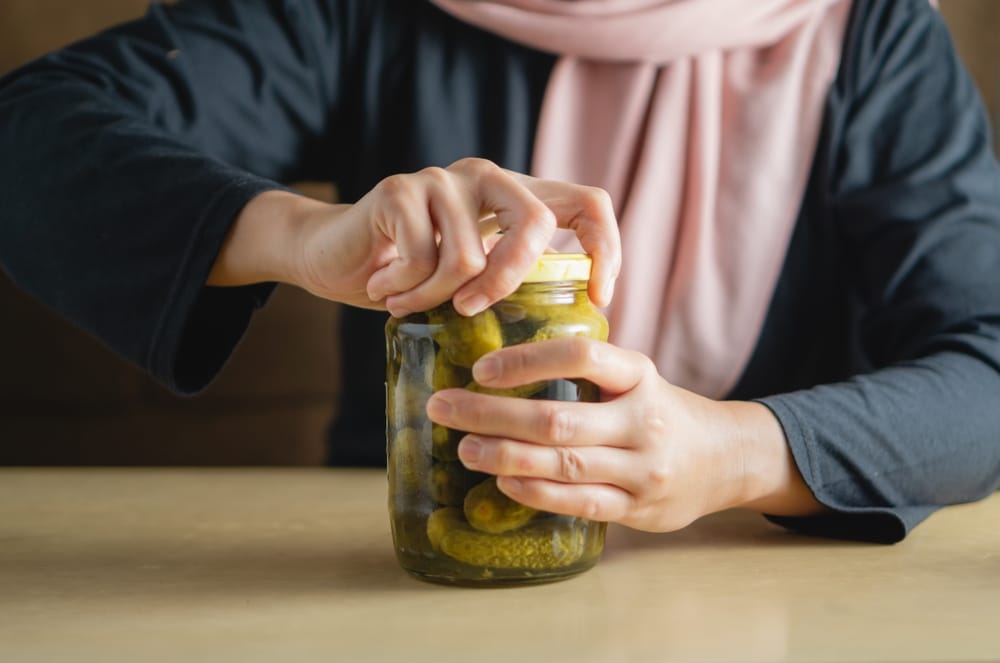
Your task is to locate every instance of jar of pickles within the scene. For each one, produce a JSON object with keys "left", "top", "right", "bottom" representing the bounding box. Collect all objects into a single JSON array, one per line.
[{"left": 385, "top": 253, "right": 609, "bottom": 586}]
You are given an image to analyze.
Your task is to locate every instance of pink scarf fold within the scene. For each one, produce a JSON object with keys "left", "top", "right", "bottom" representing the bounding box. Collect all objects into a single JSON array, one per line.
[{"left": 431, "top": 0, "right": 853, "bottom": 397}]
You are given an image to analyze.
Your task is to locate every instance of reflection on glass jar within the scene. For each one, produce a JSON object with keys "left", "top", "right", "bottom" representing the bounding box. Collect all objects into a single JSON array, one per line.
[{"left": 385, "top": 254, "right": 609, "bottom": 586}]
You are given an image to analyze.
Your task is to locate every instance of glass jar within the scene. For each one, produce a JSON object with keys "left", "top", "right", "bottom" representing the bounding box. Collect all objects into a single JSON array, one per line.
[{"left": 385, "top": 253, "right": 609, "bottom": 586}]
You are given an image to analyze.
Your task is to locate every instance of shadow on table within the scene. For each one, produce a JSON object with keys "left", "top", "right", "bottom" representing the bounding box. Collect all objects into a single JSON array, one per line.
[
  {"left": 0, "top": 538, "right": 430, "bottom": 603},
  {"left": 601, "top": 508, "right": 862, "bottom": 561},
  {"left": 0, "top": 508, "right": 869, "bottom": 604}
]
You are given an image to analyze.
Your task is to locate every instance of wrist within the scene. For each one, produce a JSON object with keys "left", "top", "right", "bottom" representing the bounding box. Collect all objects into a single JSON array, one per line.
[
  {"left": 207, "top": 189, "right": 333, "bottom": 288},
  {"left": 719, "top": 400, "right": 824, "bottom": 517}
]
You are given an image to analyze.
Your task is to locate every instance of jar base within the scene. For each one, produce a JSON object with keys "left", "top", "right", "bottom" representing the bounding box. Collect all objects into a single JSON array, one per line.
[{"left": 400, "top": 562, "right": 597, "bottom": 588}]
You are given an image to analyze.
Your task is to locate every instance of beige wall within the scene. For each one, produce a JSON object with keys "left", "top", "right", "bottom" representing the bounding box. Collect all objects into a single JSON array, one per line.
[
  {"left": 1, "top": 1, "right": 997, "bottom": 465},
  {"left": 0, "top": 1, "right": 149, "bottom": 73},
  {"left": 940, "top": 0, "right": 1000, "bottom": 152}
]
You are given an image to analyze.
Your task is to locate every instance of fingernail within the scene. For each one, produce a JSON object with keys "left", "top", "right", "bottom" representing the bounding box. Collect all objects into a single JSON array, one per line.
[
  {"left": 426, "top": 393, "right": 455, "bottom": 423},
  {"left": 498, "top": 476, "right": 522, "bottom": 493},
  {"left": 456, "top": 294, "right": 488, "bottom": 316},
  {"left": 459, "top": 436, "right": 482, "bottom": 464},
  {"left": 473, "top": 356, "right": 500, "bottom": 383}
]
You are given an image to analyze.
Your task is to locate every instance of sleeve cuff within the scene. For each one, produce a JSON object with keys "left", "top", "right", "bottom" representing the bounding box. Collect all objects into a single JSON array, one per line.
[
  {"left": 147, "top": 175, "right": 288, "bottom": 394},
  {"left": 755, "top": 395, "right": 937, "bottom": 544}
]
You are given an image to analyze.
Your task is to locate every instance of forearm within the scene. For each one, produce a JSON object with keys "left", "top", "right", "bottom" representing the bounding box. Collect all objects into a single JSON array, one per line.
[
  {"left": 207, "top": 190, "right": 349, "bottom": 289},
  {"left": 721, "top": 400, "right": 826, "bottom": 517}
]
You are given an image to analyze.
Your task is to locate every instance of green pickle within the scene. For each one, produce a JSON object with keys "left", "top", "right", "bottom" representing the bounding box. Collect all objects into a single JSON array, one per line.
[
  {"left": 428, "top": 306, "right": 503, "bottom": 367},
  {"left": 523, "top": 300, "right": 609, "bottom": 343},
  {"left": 439, "top": 518, "right": 586, "bottom": 570},
  {"left": 426, "top": 507, "right": 586, "bottom": 570},
  {"left": 388, "top": 426, "right": 428, "bottom": 494},
  {"left": 464, "top": 379, "right": 547, "bottom": 399},
  {"left": 431, "top": 352, "right": 469, "bottom": 391},
  {"left": 427, "top": 506, "right": 464, "bottom": 551},
  {"left": 431, "top": 423, "right": 461, "bottom": 462},
  {"left": 387, "top": 254, "right": 609, "bottom": 585},
  {"left": 464, "top": 477, "right": 538, "bottom": 534},
  {"left": 429, "top": 461, "right": 480, "bottom": 506}
]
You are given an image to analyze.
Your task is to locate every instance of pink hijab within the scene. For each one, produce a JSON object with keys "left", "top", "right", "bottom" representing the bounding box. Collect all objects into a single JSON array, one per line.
[{"left": 430, "top": 0, "right": 853, "bottom": 397}]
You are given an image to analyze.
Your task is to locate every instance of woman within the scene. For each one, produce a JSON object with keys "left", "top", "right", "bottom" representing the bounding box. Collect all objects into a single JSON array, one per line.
[{"left": 1, "top": 0, "right": 998, "bottom": 542}]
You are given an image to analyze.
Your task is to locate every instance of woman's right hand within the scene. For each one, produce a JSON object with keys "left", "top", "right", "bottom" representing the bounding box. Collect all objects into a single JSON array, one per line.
[{"left": 210, "top": 158, "right": 621, "bottom": 316}]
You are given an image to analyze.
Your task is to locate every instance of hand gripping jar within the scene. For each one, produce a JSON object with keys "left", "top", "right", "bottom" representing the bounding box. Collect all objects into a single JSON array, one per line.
[{"left": 385, "top": 253, "right": 609, "bottom": 586}]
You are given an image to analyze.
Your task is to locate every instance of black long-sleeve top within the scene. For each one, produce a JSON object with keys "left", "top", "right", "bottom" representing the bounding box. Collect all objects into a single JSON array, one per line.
[{"left": 1, "top": 0, "right": 998, "bottom": 543}]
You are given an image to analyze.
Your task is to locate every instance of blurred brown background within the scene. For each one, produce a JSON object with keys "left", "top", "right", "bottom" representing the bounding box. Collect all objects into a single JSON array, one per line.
[
  {"left": 0, "top": 0, "right": 341, "bottom": 465},
  {"left": 1, "top": 0, "right": 998, "bottom": 466}
]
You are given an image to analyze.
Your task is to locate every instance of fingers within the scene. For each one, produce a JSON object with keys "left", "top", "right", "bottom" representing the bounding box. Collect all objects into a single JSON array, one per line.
[
  {"left": 457, "top": 434, "right": 646, "bottom": 494},
  {"left": 365, "top": 159, "right": 621, "bottom": 316},
  {"left": 507, "top": 173, "right": 622, "bottom": 308},
  {"left": 425, "top": 339, "right": 656, "bottom": 448},
  {"left": 366, "top": 169, "right": 484, "bottom": 314},
  {"left": 427, "top": 386, "right": 628, "bottom": 448},
  {"left": 496, "top": 476, "right": 634, "bottom": 524},
  {"left": 450, "top": 159, "right": 557, "bottom": 315},
  {"left": 367, "top": 160, "right": 556, "bottom": 316},
  {"left": 473, "top": 336, "right": 650, "bottom": 396},
  {"left": 382, "top": 173, "right": 488, "bottom": 316},
  {"left": 363, "top": 177, "right": 438, "bottom": 307}
]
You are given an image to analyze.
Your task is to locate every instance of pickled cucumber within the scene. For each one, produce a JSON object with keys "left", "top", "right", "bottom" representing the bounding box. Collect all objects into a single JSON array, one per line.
[
  {"left": 388, "top": 426, "right": 428, "bottom": 494},
  {"left": 431, "top": 423, "right": 461, "bottom": 462},
  {"left": 428, "top": 306, "right": 503, "bottom": 367},
  {"left": 387, "top": 260, "right": 610, "bottom": 583},
  {"left": 465, "top": 379, "right": 547, "bottom": 399},
  {"left": 464, "top": 478, "right": 538, "bottom": 534},
  {"left": 523, "top": 300, "right": 609, "bottom": 343},
  {"left": 435, "top": 513, "right": 586, "bottom": 569},
  {"left": 431, "top": 352, "right": 470, "bottom": 391},
  {"left": 429, "top": 461, "right": 479, "bottom": 506},
  {"left": 389, "top": 378, "right": 431, "bottom": 430},
  {"left": 426, "top": 506, "right": 464, "bottom": 551}
]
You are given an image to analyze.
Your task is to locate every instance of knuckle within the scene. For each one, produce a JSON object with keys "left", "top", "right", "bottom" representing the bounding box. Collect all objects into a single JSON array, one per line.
[
  {"left": 646, "top": 463, "right": 670, "bottom": 490},
  {"left": 445, "top": 251, "right": 487, "bottom": 280},
  {"left": 516, "top": 223, "right": 553, "bottom": 262},
  {"left": 581, "top": 494, "right": 603, "bottom": 521},
  {"left": 468, "top": 393, "right": 491, "bottom": 421},
  {"left": 542, "top": 404, "right": 576, "bottom": 444},
  {"left": 566, "top": 337, "right": 597, "bottom": 369},
  {"left": 645, "top": 409, "right": 667, "bottom": 436},
  {"left": 492, "top": 442, "right": 514, "bottom": 472},
  {"left": 506, "top": 346, "right": 531, "bottom": 375},
  {"left": 484, "top": 264, "right": 521, "bottom": 298},
  {"left": 418, "top": 166, "right": 450, "bottom": 186},
  {"left": 537, "top": 204, "right": 558, "bottom": 227},
  {"left": 584, "top": 186, "right": 614, "bottom": 213},
  {"left": 555, "top": 447, "right": 586, "bottom": 482},
  {"left": 528, "top": 207, "right": 557, "bottom": 236},
  {"left": 586, "top": 339, "right": 609, "bottom": 372},
  {"left": 450, "top": 157, "right": 497, "bottom": 178},
  {"left": 376, "top": 174, "right": 413, "bottom": 201},
  {"left": 637, "top": 353, "right": 659, "bottom": 379}
]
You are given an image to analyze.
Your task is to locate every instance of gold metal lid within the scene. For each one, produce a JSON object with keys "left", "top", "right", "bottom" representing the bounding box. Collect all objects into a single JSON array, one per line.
[{"left": 521, "top": 253, "right": 592, "bottom": 283}]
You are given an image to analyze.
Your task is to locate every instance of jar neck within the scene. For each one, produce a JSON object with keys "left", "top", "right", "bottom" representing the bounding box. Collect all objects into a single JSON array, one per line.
[{"left": 506, "top": 280, "right": 589, "bottom": 306}]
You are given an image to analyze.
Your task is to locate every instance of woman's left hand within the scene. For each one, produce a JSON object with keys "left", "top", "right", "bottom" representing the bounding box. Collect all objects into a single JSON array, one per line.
[{"left": 425, "top": 336, "right": 822, "bottom": 532}]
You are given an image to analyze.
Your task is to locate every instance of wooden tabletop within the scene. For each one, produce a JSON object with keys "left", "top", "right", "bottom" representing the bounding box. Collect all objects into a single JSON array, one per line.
[{"left": 1, "top": 468, "right": 997, "bottom": 662}]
